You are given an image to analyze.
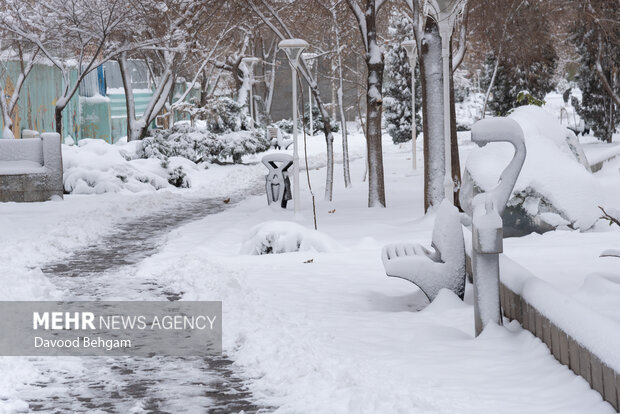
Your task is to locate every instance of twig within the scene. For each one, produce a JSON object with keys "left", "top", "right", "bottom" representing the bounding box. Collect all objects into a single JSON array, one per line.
[{"left": 599, "top": 206, "right": 620, "bottom": 227}]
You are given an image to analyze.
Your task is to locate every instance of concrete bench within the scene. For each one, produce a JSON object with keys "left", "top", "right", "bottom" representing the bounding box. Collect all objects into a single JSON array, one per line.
[
  {"left": 0, "top": 133, "right": 64, "bottom": 202},
  {"left": 382, "top": 200, "right": 466, "bottom": 302}
]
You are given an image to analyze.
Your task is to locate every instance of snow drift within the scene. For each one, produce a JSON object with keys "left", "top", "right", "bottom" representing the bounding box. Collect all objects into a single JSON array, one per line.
[{"left": 240, "top": 221, "right": 341, "bottom": 255}]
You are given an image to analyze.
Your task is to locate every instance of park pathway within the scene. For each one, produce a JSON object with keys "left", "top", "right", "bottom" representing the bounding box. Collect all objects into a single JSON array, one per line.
[{"left": 20, "top": 189, "right": 269, "bottom": 413}]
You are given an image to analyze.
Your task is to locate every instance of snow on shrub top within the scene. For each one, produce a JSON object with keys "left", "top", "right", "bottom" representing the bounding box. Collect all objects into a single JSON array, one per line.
[
  {"left": 63, "top": 139, "right": 172, "bottom": 194},
  {"left": 141, "top": 124, "right": 270, "bottom": 164},
  {"left": 465, "top": 105, "right": 602, "bottom": 230},
  {"left": 240, "top": 221, "right": 342, "bottom": 255}
]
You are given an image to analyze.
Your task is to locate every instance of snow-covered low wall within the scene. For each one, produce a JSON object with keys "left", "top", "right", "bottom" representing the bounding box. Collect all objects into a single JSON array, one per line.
[{"left": 500, "top": 256, "right": 620, "bottom": 411}]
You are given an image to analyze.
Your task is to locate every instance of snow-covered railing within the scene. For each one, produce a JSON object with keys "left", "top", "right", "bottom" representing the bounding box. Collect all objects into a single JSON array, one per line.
[
  {"left": 500, "top": 256, "right": 620, "bottom": 411},
  {"left": 0, "top": 133, "right": 64, "bottom": 202}
]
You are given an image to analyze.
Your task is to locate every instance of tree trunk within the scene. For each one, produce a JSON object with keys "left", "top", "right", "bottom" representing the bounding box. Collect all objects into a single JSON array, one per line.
[
  {"left": 55, "top": 107, "right": 62, "bottom": 136},
  {"left": 330, "top": 1, "right": 351, "bottom": 188},
  {"left": 450, "top": 41, "right": 462, "bottom": 210},
  {"left": 119, "top": 54, "right": 138, "bottom": 141},
  {"left": 420, "top": 18, "right": 445, "bottom": 211},
  {"left": 364, "top": 2, "right": 386, "bottom": 207},
  {"left": 0, "top": 92, "right": 14, "bottom": 138}
]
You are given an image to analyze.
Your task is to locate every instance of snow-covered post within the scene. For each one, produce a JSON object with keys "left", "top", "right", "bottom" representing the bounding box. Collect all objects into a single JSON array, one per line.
[
  {"left": 279, "top": 39, "right": 309, "bottom": 214},
  {"left": 241, "top": 57, "right": 260, "bottom": 130},
  {"left": 402, "top": 40, "right": 418, "bottom": 170},
  {"left": 425, "top": 0, "right": 465, "bottom": 203},
  {"left": 467, "top": 117, "right": 526, "bottom": 336},
  {"left": 302, "top": 53, "right": 318, "bottom": 137}
]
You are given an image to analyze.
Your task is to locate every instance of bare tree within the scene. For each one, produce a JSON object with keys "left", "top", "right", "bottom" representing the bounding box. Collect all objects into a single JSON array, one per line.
[
  {"left": 0, "top": 0, "right": 143, "bottom": 136},
  {"left": 0, "top": 39, "right": 39, "bottom": 138},
  {"left": 119, "top": 0, "right": 222, "bottom": 140},
  {"left": 247, "top": 0, "right": 337, "bottom": 202},
  {"left": 345, "top": 0, "right": 389, "bottom": 207}
]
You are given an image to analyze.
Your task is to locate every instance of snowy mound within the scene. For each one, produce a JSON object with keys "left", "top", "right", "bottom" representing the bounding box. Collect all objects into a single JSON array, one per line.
[
  {"left": 63, "top": 139, "right": 189, "bottom": 194},
  {"left": 464, "top": 106, "right": 602, "bottom": 232},
  {"left": 240, "top": 221, "right": 341, "bottom": 255}
]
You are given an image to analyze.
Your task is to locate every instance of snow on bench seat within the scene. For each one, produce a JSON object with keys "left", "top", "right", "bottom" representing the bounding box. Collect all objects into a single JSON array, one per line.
[{"left": 0, "top": 133, "right": 64, "bottom": 202}]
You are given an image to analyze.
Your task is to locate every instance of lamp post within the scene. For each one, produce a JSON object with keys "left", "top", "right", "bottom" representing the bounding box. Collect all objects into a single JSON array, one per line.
[
  {"left": 278, "top": 39, "right": 309, "bottom": 214},
  {"left": 241, "top": 57, "right": 260, "bottom": 130},
  {"left": 425, "top": 0, "right": 465, "bottom": 203},
  {"left": 402, "top": 39, "right": 418, "bottom": 170},
  {"left": 302, "top": 53, "right": 318, "bottom": 137}
]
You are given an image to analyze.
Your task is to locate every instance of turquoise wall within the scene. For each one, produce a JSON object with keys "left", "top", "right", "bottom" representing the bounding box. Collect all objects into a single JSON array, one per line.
[
  {"left": 1, "top": 61, "right": 200, "bottom": 143},
  {"left": 0, "top": 61, "right": 80, "bottom": 139}
]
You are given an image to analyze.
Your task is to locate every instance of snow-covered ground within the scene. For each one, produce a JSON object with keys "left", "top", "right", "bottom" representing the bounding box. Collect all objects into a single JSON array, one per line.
[
  {"left": 1, "top": 118, "right": 618, "bottom": 412},
  {"left": 127, "top": 130, "right": 615, "bottom": 413}
]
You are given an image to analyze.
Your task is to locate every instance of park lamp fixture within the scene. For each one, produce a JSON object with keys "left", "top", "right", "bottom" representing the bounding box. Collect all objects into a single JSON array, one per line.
[
  {"left": 241, "top": 57, "right": 260, "bottom": 130},
  {"left": 278, "top": 39, "right": 309, "bottom": 214},
  {"left": 402, "top": 39, "right": 418, "bottom": 170}
]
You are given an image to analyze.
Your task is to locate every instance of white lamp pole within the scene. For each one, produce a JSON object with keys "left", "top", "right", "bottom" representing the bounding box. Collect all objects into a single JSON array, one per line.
[
  {"left": 402, "top": 40, "right": 418, "bottom": 170},
  {"left": 425, "top": 0, "right": 465, "bottom": 203},
  {"left": 302, "top": 53, "right": 318, "bottom": 137},
  {"left": 279, "top": 39, "right": 309, "bottom": 214},
  {"left": 241, "top": 57, "right": 260, "bottom": 130}
]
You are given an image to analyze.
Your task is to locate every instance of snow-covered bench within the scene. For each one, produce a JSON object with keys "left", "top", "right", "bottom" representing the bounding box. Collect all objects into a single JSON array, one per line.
[
  {"left": 0, "top": 133, "right": 64, "bottom": 202},
  {"left": 267, "top": 127, "right": 293, "bottom": 150},
  {"left": 382, "top": 200, "right": 466, "bottom": 302}
]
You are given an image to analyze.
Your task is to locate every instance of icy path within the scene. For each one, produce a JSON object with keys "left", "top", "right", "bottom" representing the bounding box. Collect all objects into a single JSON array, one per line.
[{"left": 18, "top": 190, "right": 269, "bottom": 413}]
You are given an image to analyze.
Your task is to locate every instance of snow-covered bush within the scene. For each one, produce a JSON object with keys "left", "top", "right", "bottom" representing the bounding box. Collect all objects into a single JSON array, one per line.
[
  {"left": 482, "top": 54, "right": 557, "bottom": 116},
  {"left": 240, "top": 221, "right": 341, "bottom": 255},
  {"left": 273, "top": 119, "right": 295, "bottom": 134},
  {"left": 303, "top": 105, "right": 339, "bottom": 135},
  {"left": 203, "top": 97, "right": 251, "bottom": 133},
  {"left": 383, "top": 12, "right": 422, "bottom": 144},
  {"left": 167, "top": 165, "right": 190, "bottom": 188},
  {"left": 142, "top": 124, "right": 269, "bottom": 164},
  {"left": 63, "top": 139, "right": 172, "bottom": 194},
  {"left": 217, "top": 130, "right": 271, "bottom": 163},
  {"left": 462, "top": 106, "right": 602, "bottom": 235},
  {"left": 141, "top": 124, "right": 221, "bottom": 163}
]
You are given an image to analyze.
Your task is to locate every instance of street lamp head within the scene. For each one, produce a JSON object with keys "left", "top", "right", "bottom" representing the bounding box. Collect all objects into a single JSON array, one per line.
[
  {"left": 279, "top": 38, "right": 309, "bottom": 66},
  {"left": 241, "top": 57, "right": 260, "bottom": 72},
  {"left": 425, "top": 0, "right": 465, "bottom": 26},
  {"left": 402, "top": 39, "right": 417, "bottom": 59},
  {"left": 302, "top": 52, "right": 318, "bottom": 70}
]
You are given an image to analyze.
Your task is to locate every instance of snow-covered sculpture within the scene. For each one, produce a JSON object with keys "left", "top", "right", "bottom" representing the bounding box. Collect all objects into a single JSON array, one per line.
[
  {"left": 267, "top": 127, "right": 293, "bottom": 150},
  {"left": 0, "top": 132, "right": 64, "bottom": 202},
  {"left": 462, "top": 106, "right": 599, "bottom": 236},
  {"left": 262, "top": 153, "right": 293, "bottom": 208},
  {"left": 463, "top": 117, "right": 526, "bottom": 335},
  {"left": 382, "top": 200, "right": 466, "bottom": 302}
]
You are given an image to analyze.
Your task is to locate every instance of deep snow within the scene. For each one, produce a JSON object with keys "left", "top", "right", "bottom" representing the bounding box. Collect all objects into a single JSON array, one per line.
[{"left": 0, "top": 120, "right": 618, "bottom": 412}]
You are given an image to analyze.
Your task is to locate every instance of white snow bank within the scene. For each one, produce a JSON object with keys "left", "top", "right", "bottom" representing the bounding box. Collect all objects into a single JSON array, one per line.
[
  {"left": 240, "top": 221, "right": 341, "bottom": 255},
  {"left": 501, "top": 256, "right": 620, "bottom": 374},
  {"left": 466, "top": 106, "right": 602, "bottom": 230},
  {"left": 63, "top": 139, "right": 179, "bottom": 194}
]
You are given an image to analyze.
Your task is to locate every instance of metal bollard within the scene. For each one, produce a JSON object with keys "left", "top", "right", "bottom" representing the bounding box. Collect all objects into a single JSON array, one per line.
[
  {"left": 465, "top": 118, "right": 526, "bottom": 336},
  {"left": 261, "top": 153, "right": 293, "bottom": 209}
]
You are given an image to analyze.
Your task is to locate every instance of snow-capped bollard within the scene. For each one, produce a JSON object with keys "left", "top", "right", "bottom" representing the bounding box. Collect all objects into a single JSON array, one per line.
[
  {"left": 472, "top": 198, "right": 504, "bottom": 336},
  {"left": 382, "top": 200, "right": 466, "bottom": 302},
  {"left": 262, "top": 153, "right": 293, "bottom": 209},
  {"left": 465, "top": 117, "right": 526, "bottom": 336}
]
